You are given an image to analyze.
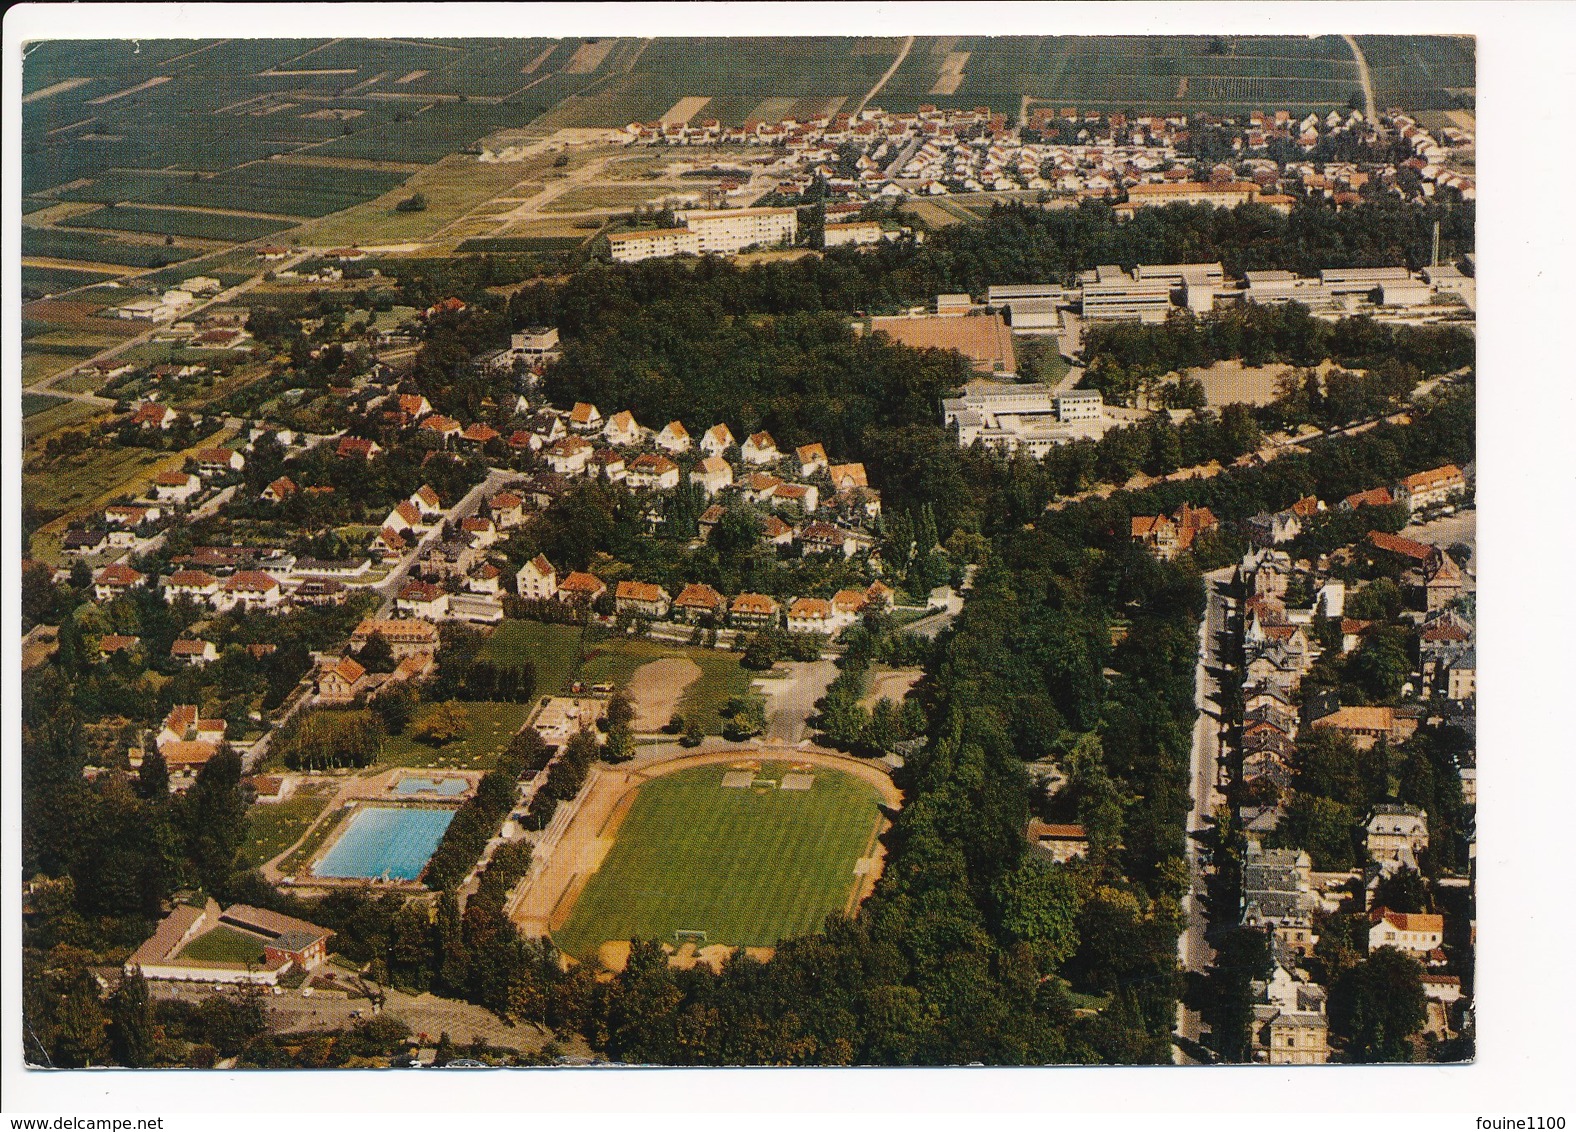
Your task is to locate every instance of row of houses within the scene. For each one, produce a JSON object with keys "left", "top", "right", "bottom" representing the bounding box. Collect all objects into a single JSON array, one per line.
[{"left": 515, "top": 553, "right": 894, "bottom": 635}]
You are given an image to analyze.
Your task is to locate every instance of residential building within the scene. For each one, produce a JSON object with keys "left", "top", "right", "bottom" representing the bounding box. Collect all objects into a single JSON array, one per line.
[
  {"left": 517, "top": 555, "right": 559, "bottom": 601},
  {"left": 615, "top": 580, "right": 671, "bottom": 619},
  {"left": 262, "top": 476, "right": 298, "bottom": 503},
  {"left": 1025, "top": 820, "right": 1089, "bottom": 864},
  {"left": 1368, "top": 908, "right": 1444, "bottom": 957},
  {"left": 827, "top": 463, "right": 868, "bottom": 492},
  {"left": 170, "top": 639, "right": 218, "bottom": 666},
  {"left": 569, "top": 402, "right": 603, "bottom": 432},
  {"left": 700, "top": 423, "right": 736, "bottom": 458},
  {"left": 556, "top": 571, "right": 607, "bottom": 605},
  {"left": 603, "top": 410, "right": 642, "bottom": 447},
  {"left": 545, "top": 436, "right": 594, "bottom": 476},
  {"left": 741, "top": 431, "right": 781, "bottom": 465},
  {"left": 795, "top": 443, "right": 829, "bottom": 477},
  {"left": 316, "top": 656, "right": 368, "bottom": 705},
  {"left": 673, "top": 582, "right": 726, "bottom": 623},
  {"left": 690, "top": 456, "right": 734, "bottom": 496},
  {"left": 93, "top": 563, "right": 144, "bottom": 603},
  {"left": 1124, "top": 181, "right": 1259, "bottom": 209},
  {"left": 396, "top": 581, "right": 451, "bottom": 621},
  {"left": 625, "top": 453, "right": 680, "bottom": 491},
  {"left": 729, "top": 592, "right": 780, "bottom": 629},
  {"left": 786, "top": 597, "right": 834, "bottom": 634},
  {"left": 799, "top": 521, "right": 858, "bottom": 558},
  {"left": 195, "top": 447, "right": 244, "bottom": 476},
  {"left": 1394, "top": 464, "right": 1467, "bottom": 513},
  {"left": 489, "top": 491, "right": 525, "bottom": 530},
  {"left": 1242, "top": 842, "right": 1318, "bottom": 954},
  {"left": 1131, "top": 503, "right": 1219, "bottom": 559},
  {"left": 350, "top": 618, "right": 439, "bottom": 659},
  {"left": 655, "top": 420, "right": 692, "bottom": 454},
  {"left": 1366, "top": 804, "right": 1429, "bottom": 869},
  {"left": 165, "top": 569, "right": 220, "bottom": 604},
  {"left": 336, "top": 436, "right": 383, "bottom": 461},
  {"left": 216, "top": 571, "right": 283, "bottom": 613},
  {"left": 1311, "top": 705, "right": 1419, "bottom": 750},
  {"left": 152, "top": 471, "right": 202, "bottom": 505}
]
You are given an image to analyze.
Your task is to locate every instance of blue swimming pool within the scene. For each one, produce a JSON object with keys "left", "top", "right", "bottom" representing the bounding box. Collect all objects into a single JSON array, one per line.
[
  {"left": 314, "top": 806, "right": 456, "bottom": 881},
  {"left": 394, "top": 776, "right": 468, "bottom": 797}
]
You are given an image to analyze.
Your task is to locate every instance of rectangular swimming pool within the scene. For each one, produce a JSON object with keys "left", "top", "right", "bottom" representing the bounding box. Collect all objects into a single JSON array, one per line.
[
  {"left": 313, "top": 805, "right": 456, "bottom": 882},
  {"left": 394, "top": 775, "right": 469, "bottom": 797}
]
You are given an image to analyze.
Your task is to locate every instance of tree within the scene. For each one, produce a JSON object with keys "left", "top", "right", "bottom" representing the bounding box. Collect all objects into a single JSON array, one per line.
[
  {"left": 395, "top": 192, "right": 428, "bottom": 213},
  {"left": 357, "top": 631, "right": 396, "bottom": 674},
  {"left": 135, "top": 748, "right": 170, "bottom": 800},
  {"left": 372, "top": 682, "right": 419, "bottom": 736},
  {"left": 720, "top": 695, "right": 766, "bottom": 741},
  {"left": 108, "top": 966, "right": 156, "bottom": 1067},
  {"left": 994, "top": 858, "right": 1081, "bottom": 971},
  {"left": 414, "top": 702, "right": 468, "bottom": 746},
  {"left": 182, "top": 748, "right": 247, "bottom": 895},
  {"left": 1331, "top": 947, "right": 1426, "bottom": 1062},
  {"left": 605, "top": 690, "right": 635, "bottom": 730}
]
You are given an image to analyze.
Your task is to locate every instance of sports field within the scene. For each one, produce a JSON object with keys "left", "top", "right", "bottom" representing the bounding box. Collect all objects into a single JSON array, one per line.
[{"left": 552, "top": 760, "right": 884, "bottom": 958}]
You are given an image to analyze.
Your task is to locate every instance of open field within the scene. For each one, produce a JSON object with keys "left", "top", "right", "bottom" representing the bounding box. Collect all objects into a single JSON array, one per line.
[
  {"left": 551, "top": 759, "right": 886, "bottom": 958},
  {"left": 479, "top": 620, "right": 586, "bottom": 696},
  {"left": 21, "top": 226, "right": 205, "bottom": 268},
  {"left": 379, "top": 700, "right": 534, "bottom": 770},
  {"left": 540, "top": 183, "right": 675, "bottom": 213},
  {"left": 22, "top": 400, "right": 107, "bottom": 445},
  {"left": 22, "top": 393, "right": 69, "bottom": 417},
  {"left": 289, "top": 153, "right": 545, "bottom": 246},
  {"left": 1185, "top": 358, "right": 1292, "bottom": 407},
  {"left": 578, "top": 638, "right": 754, "bottom": 734},
  {"left": 1356, "top": 35, "right": 1475, "bottom": 111},
  {"left": 21, "top": 353, "right": 90, "bottom": 387},
  {"left": 63, "top": 204, "right": 292, "bottom": 243},
  {"left": 241, "top": 785, "right": 338, "bottom": 869}
]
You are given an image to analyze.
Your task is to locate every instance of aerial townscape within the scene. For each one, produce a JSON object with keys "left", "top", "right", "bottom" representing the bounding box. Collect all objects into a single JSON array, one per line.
[{"left": 18, "top": 33, "right": 1475, "bottom": 1072}]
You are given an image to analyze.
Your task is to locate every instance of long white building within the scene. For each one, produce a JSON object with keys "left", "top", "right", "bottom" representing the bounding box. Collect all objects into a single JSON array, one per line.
[
  {"left": 606, "top": 207, "right": 799, "bottom": 264},
  {"left": 942, "top": 382, "right": 1107, "bottom": 455}
]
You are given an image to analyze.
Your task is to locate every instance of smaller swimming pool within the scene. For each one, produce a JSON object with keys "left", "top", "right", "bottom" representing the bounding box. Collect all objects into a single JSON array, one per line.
[
  {"left": 394, "top": 775, "right": 468, "bottom": 797},
  {"left": 314, "top": 805, "right": 456, "bottom": 882}
]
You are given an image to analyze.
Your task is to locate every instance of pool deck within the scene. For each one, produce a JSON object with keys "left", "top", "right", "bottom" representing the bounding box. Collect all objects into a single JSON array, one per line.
[{"left": 259, "top": 765, "right": 484, "bottom": 890}]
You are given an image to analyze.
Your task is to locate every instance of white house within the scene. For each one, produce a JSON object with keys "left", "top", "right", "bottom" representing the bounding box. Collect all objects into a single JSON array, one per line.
[
  {"left": 700, "top": 423, "right": 736, "bottom": 458},
  {"left": 654, "top": 421, "right": 692, "bottom": 454},
  {"left": 516, "top": 554, "right": 558, "bottom": 601},
  {"left": 786, "top": 597, "right": 835, "bottom": 635},
  {"left": 625, "top": 454, "right": 680, "bottom": 491},
  {"left": 741, "top": 431, "right": 781, "bottom": 465},
  {"left": 690, "top": 456, "right": 734, "bottom": 496},
  {"left": 1368, "top": 909, "right": 1444, "bottom": 957},
  {"left": 151, "top": 471, "right": 202, "bottom": 505},
  {"left": 545, "top": 436, "right": 593, "bottom": 476},
  {"left": 396, "top": 581, "right": 450, "bottom": 620},
  {"left": 214, "top": 571, "right": 282, "bottom": 613},
  {"left": 603, "top": 410, "right": 642, "bottom": 447}
]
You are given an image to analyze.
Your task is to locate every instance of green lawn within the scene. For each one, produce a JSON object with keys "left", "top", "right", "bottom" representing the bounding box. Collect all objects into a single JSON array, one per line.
[
  {"left": 479, "top": 620, "right": 586, "bottom": 696},
  {"left": 554, "top": 761, "right": 884, "bottom": 958},
  {"left": 379, "top": 700, "right": 533, "bottom": 770},
  {"left": 578, "top": 637, "right": 754, "bottom": 734},
  {"left": 240, "top": 788, "right": 336, "bottom": 869},
  {"left": 179, "top": 924, "right": 268, "bottom": 966}
]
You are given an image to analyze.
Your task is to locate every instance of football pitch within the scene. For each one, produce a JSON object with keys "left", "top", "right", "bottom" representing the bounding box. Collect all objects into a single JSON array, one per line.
[{"left": 552, "top": 761, "right": 885, "bottom": 958}]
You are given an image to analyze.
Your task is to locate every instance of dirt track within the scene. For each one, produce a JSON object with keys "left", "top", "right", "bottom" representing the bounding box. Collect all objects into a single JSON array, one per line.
[
  {"left": 625, "top": 656, "right": 701, "bottom": 731},
  {"left": 507, "top": 744, "right": 902, "bottom": 944}
]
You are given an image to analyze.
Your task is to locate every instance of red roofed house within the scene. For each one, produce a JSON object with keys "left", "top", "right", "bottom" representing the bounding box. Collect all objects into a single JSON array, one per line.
[
  {"left": 1026, "top": 819, "right": 1090, "bottom": 864},
  {"left": 672, "top": 582, "right": 726, "bottom": 623},
  {"left": 799, "top": 521, "right": 858, "bottom": 558},
  {"left": 1394, "top": 464, "right": 1466, "bottom": 513},
  {"left": 729, "top": 592, "right": 780, "bottom": 629},
  {"left": 165, "top": 569, "right": 220, "bottom": 604},
  {"left": 690, "top": 456, "right": 734, "bottom": 496},
  {"left": 98, "top": 634, "right": 141, "bottom": 660},
  {"left": 762, "top": 514, "right": 795, "bottom": 546},
  {"left": 827, "top": 462, "right": 868, "bottom": 492},
  {"left": 700, "top": 423, "right": 736, "bottom": 458},
  {"left": 625, "top": 453, "right": 680, "bottom": 491},
  {"left": 569, "top": 402, "right": 603, "bottom": 432},
  {"left": 316, "top": 655, "right": 368, "bottom": 705},
  {"left": 1367, "top": 908, "right": 1444, "bottom": 957},
  {"left": 556, "top": 571, "right": 607, "bottom": 605},
  {"left": 1368, "top": 530, "right": 1443, "bottom": 570},
  {"left": 615, "top": 580, "right": 671, "bottom": 619},
  {"left": 786, "top": 597, "right": 834, "bottom": 634},
  {"left": 420, "top": 415, "right": 463, "bottom": 444},
  {"left": 741, "top": 431, "right": 780, "bottom": 466},
  {"left": 397, "top": 580, "right": 450, "bottom": 620},
  {"left": 370, "top": 527, "right": 408, "bottom": 559},
  {"left": 215, "top": 571, "right": 282, "bottom": 613},
  {"left": 460, "top": 423, "right": 500, "bottom": 447},
  {"left": 489, "top": 491, "right": 525, "bottom": 529},
  {"left": 655, "top": 421, "right": 691, "bottom": 454},
  {"left": 131, "top": 402, "right": 177, "bottom": 430},
  {"left": 1341, "top": 486, "right": 1395, "bottom": 511},
  {"left": 171, "top": 638, "right": 218, "bottom": 666},
  {"left": 796, "top": 442, "right": 829, "bottom": 477},
  {"left": 94, "top": 563, "right": 144, "bottom": 602},
  {"left": 336, "top": 436, "right": 384, "bottom": 461},
  {"left": 152, "top": 471, "right": 202, "bottom": 505},
  {"left": 195, "top": 447, "right": 245, "bottom": 476},
  {"left": 517, "top": 554, "right": 558, "bottom": 601},
  {"left": 261, "top": 476, "right": 297, "bottom": 503},
  {"left": 603, "top": 410, "right": 642, "bottom": 447}
]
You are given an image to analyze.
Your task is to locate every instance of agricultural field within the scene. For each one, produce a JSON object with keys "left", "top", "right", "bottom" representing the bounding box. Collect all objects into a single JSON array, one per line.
[
  {"left": 1356, "top": 35, "right": 1476, "bottom": 111},
  {"left": 21, "top": 226, "right": 205, "bottom": 268},
  {"left": 21, "top": 393, "right": 69, "bottom": 417},
  {"left": 63, "top": 204, "right": 292, "bottom": 243},
  {"left": 21, "top": 353, "right": 91, "bottom": 387},
  {"left": 880, "top": 35, "right": 1368, "bottom": 116},
  {"left": 379, "top": 700, "right": 534, "bottom": 771},
  {"left": 540, "top": 184, "right": 675, "bottom": 213},
  {"left": 479, "top": 620, "right": 586, "bottom": 697},
  {"left": 552, "top": 760, "right": 885, "bottom": 958}
]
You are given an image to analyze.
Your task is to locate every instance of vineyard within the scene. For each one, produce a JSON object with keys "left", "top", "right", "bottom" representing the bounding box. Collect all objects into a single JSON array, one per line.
[
  {"left": 63, "top": 205, "right": 293, "bottom": 243},
  {"left": 21, "top": 226, "right": 203, "bottom": 267}
]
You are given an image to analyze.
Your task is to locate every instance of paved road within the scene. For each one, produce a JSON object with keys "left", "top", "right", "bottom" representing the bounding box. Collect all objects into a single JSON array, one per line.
[
  {"left": 757, "top": 658, "right": 840, "bottom": 742},
  {"left": 1342, "top": 34, "right": 1378, "bottom": 122},
  {"left": 372, "top": 466, "right": 522, "bottom": 616},
  {"left": 1176, "top": 566, "right": 1234, "bottom": 1045}
]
